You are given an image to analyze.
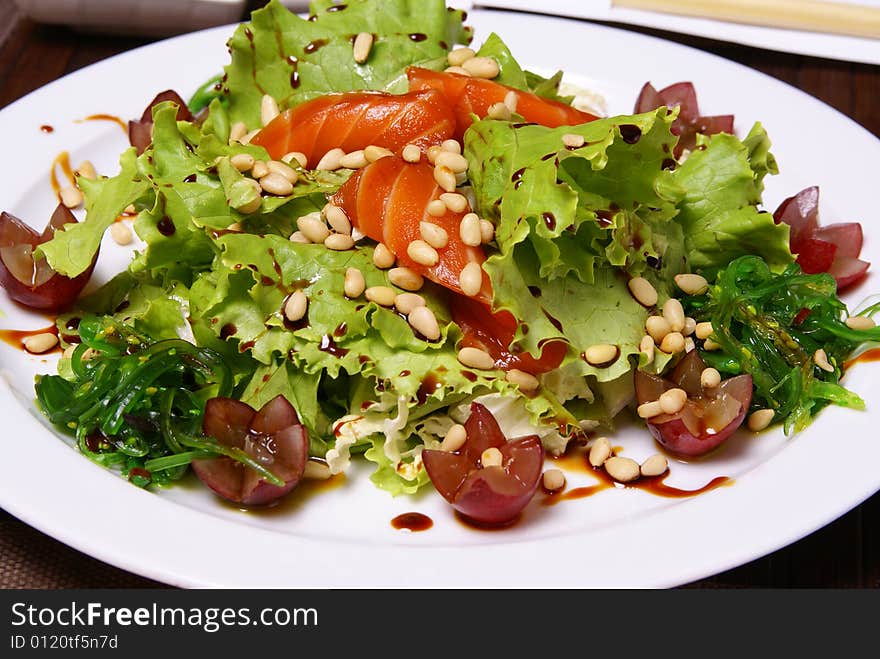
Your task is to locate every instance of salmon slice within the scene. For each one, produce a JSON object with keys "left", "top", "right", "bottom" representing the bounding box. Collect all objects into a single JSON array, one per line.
[
  {"left": 251, "top": 89, "right": 456, "bottom": 163},
  {"left": 406, "top": 67, "right": 599, "bottom": 140},
  {"left": 331, "top": 156, "right": 492, "bottom": 302}
]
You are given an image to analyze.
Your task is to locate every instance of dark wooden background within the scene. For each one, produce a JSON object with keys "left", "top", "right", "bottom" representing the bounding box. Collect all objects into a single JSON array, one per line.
[{"left": 0, "top": 0, "right": 878, "bottom": 588}]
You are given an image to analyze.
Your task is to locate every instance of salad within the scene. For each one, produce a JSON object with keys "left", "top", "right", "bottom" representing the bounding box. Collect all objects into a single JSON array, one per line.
[{"left": 1, "top": 0, "right": 878, "bottom": 527}]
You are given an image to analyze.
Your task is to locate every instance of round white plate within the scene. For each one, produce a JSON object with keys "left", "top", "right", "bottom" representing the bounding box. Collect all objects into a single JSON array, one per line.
[{"left": 0, "top": 9, "right": 877, "bottom": 589}]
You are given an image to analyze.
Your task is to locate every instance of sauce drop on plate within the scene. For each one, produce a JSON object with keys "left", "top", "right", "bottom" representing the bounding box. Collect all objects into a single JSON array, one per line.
[{"left": 391, "top": 512, "right": 433, "bottom": 532}]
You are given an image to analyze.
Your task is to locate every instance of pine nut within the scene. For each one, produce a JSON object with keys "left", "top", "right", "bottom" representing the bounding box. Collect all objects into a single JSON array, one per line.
[
  {"left": 407, "top": 240, "right": 439, "bottom": 267},
  {"left": 748, "top": 409, "right": 775, "bottom": 432},
  {"left": 420, "top": 222, "right": 449, "bottom": 249},
  {"left": 435, "top": 151, "right": 469, "bottom": 174},
  {"left": 240, "top": 129, "right": 260, "bottom": 145},
  {"left": 659, "top": 387, "right": 687, "bottom": 414},
  {"left": 267, "top": 160, "right": 299, "bottom": 183},
  {"left": 703, "top": 338, "right": 722, "bottom": 351},
  {"left": 426, "top": 145, "right": 443, "bottom": 164},
  {"left": 236, "top": 191, "right": 262, "bottom": 215},
  {"left": 251, "top": 160, "right": 269, "bottom": 179},
  {"left": 373, "top": 242, "right": 396, "bottom": 269},
  {"left": 683, "top": 316, "right": 697, "bottom": 336},
  {"left": 674, "top": 273, "right": 709, "bottom": 295},
  {"left": 487, "top": 102, "right": 511, "bottom": 120},
  {"left": 229, "top": 121, "right": 247, "bottom": 143},
  {"left": 60, "top": 186, "right": 83, "bottom": 208},
  {"left": 353, "top": 31, "right": 373, "bottom": 64},
  {"left": 124, "top": 204, "right": 136, "bottom": 214},
  {"left": 394, "top": 292, "right": 425, "bottom": 315},
  {"left": 481, "top": 447, "right": 503, "bottom": 468},
  {"left": 479, "top": 219, "right": 495, "bottom": 244},
  {"left": 583, "top": 343, "right": 619, "bottom": 367},
  {"left": 22, "top": 332, "right": 58, "bottom": 354},
  {"left": 444, "top": 66, "right": 471, "bottom": 76},
  {"left": 447, "top": 47, "right": 475, "bottom": 67},
  {"left": 637, "top": 400, "right": 663, "bottom": 419},
  {"left": 814, "top": 348, "right": 834, "bottom": 372},
  {"left": 639, "top": 334, "right": 655, "bottom": 361},
  {"left": 646, "top": 316, "right": 672, "bottom": 343},
  {"left": 562, "top": 133, "right": 585, "bottom": 148},
  {"left": 433, "top": 165, "right": 457, "bottom": 192},
  {"left": 324, "top": 233, "right": 354, "bottom": 251},
  {"left": 110, "top": 222, "right": 132, "bottom": 245},
  {"left": 284, "top": 290, "right": 308, "bottom": 322},
  {"left": 628, "top": 277, "right": 658, "bottom": 307},
  {"left": 231, "top": 153, "right": 255, "bottom": 172},
  {"left": 289, "top": 231, "right": 310, "bottom": 245},
  {"left": 682, "top": 337, "right": 694, "bottom": 354},
  {"left": 323, "top": 204, "right": 351, "bottom": 235},
  {"left": 439, "top": 192, "right": 468, "bottom": 214},
  {"left": 459, "top": 213, "right": 481, "bottom": 246},
  {"left": 260, "top": 172, "right": 294, "bottom": 196},
  {"left": 458, "top": 346, "right": 495, "bottom": 370},
  {"left": 660, "top": 332, "right": 686, "bottom": 354},
  {"left": 316, "top": 148, "right": 345, "bottom": 171},
  {"left": 389, "top": 267, "right": 424, "bottom": 291},
  {"left": 297, "top": 213, "right": 330, "bottom": 243},
  {"left": 364, "top": 145, "right": 393, "bottom": 162},
  {"left": 340, "top": 150, "right": 368, "bottom": 169},
  {"left": 365, "top": 286, "right": 396, "bottom": 307},
  {"left": 459, "top": 262, "right": 483, "bottom": 297},
  {"left": 408, "top": 305, "right": 440, "bottom": 341},
  {"left": 441, "top": 424, "right": 467, "bottom": 452},
  {"left": 604, "top": 456, "right": 640, "bottom": 483},
  {"left": 75, "top": 160, "right": 97, "bottom": 180},
  {"left": 441, "top": 139, "right": 462, "bottom": 154},
  {"left": 695, "top": 322, "right": 714, "bottom": 340},
  {"left": 227, "top": 222, "right": 243, "bottom": 233},
  {"left": 427, "top": 199, "right": 447, "bottom": 217},
  {"left": 304, "top": 459, "right": 332, "bottom": 480},
  {"left": 462, "top": 56, "right": 500, "bottom": 79},
  {"left": 506, "top": 368, "right": 539, "bottom": 392},
  {"left": 701, "top": 367, "right": 721, "bottom": 390},
  {"left": 503, "top": 91, "right": 518, "bottom": 113},
  {"left": 281, "top": 151, "right": 308, "bottom": 168},
  {"left": 588, "top": 437, "right": 613, "bottom": 467},
  {"left": 343, "top": 268, "right": 366, "bottom": 298},
  {"left": 845, "top": 316, "right": 876, "bottom": 330},
  {"left": 543, "top": 469, "right": 566, "bottom": 491},
  {"left": 261, "top": 94, "right": 280, "bottom": 126},
  {"left": 640, "top": 454, "right": 668, "bottom": 477},
  {"left": 662, "top": 298, "right": 686, "bottom": 333},
  {"left": 402, "top": 144, "right": 422, "bottom": 163}
]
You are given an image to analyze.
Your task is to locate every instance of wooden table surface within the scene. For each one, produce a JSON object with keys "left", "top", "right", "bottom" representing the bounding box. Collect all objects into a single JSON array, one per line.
[{"left": 0, "top": 0, "right": 878, "bottom": 589}]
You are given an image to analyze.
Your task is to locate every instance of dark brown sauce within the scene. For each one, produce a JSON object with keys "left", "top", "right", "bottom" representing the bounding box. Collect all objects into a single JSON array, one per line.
[
  {"left": 327, "top": 3, "right": 347, "bottom": 11},
  {"left": 219, "top": 323, "right": 237, "bottom": 340},
  {"left": 511, "top": 167, "right": 526, "bottom": 190},
  {"left": 844, "top": 347, "right": 880, "bottom": 370},
  {"left": 408, "top": 32, "right": 427, "bottom": 42},
  {"left": 40, "top": 124, "right": 54, "bottom": 133},
  {"left": 618, "top": 124, "right": 642, "bottom": 144},
  {"left": 156, "top": 216, "right": 176, "bottom": 236},
  {"left": 417, "top": 373, "right": 443, "bottom": 404},
  {"left": 333, "top": 322, "right": 347, "bottom": 338},
  {"left": 50, "top": 151, "right": 76, "bottom": 202},
  {"left": 0, "top": 324, "right": 60, "bottom": 353},
  {"left": 391, "top": 512, "right": 433, "bottom": 532},
  {"left": 543, "top": 449, "right": 732, "bottom": 506},
  {"left": 318, "top": 334, "right": 349, "bottom": 357},
  {"left": 661, "top": 158, "right": 677, "bottom": 170},
  {"left": 77, "top": 113, "right": 127, "bottom": 132},
  {"left": 542, "top": 212, "right": 556, "bottom": 230},
  {"left": 304, "top": 38, "right": 328, "bottom": 54}
]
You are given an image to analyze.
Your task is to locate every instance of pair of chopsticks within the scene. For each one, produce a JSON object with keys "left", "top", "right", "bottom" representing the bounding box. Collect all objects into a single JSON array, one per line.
[{"left": 614, "top": 0, "right": 880, "bottom": 39}]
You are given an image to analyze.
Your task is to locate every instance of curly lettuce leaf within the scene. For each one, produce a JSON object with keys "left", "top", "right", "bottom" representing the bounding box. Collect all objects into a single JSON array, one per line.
[
  {"left": 671, "top": 123, "right": 792, "bottom": 278},
  {"left": 224, "top": 0, "right": 471, "bottom": 126}
]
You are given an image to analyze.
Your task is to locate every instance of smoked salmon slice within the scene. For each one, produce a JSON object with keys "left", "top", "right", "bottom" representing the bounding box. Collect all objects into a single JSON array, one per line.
[
  {"left": 406, "top": 67, "right": 599, "bottom": 140},
  {"left": 331, "top": 156, "right": 492, "bottom": 302},
  {"left": 251, "top": 89, "right": 456, "bottom": 163}
]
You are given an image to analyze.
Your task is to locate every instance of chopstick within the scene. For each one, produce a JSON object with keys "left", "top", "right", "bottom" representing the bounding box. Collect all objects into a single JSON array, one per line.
[{"left": 613, "top": 0, "right": 880, "bottom": 39}]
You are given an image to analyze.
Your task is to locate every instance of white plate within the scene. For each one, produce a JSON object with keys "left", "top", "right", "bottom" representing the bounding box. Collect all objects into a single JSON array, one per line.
[{"left": 0, "top": 9, "right": 877, "bottom": 589}]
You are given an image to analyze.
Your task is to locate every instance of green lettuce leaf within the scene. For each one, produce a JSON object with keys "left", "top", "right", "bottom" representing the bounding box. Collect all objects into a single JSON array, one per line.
[
  {"left": 671, "top": 123, "right": 792, "bottom": 278},
  {"left": 224, "top": 0, "right": 471, "bottom": 126}
]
